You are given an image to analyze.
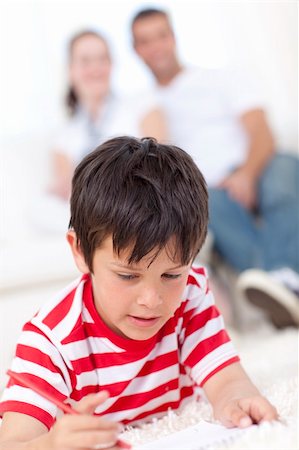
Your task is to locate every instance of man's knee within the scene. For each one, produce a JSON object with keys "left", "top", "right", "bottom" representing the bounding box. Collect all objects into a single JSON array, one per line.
[
  {"left": 209, "top": 188, "right": 231, "bottom": 215},
  {"left": 259, "top": 153, "right": 299, "bottom": 206}
]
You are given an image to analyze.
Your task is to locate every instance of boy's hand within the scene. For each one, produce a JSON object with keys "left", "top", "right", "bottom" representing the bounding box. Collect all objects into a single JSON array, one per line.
[
  {"left": 203, "top": 363, "right": 279, "bottom": 430},
  {"left": 215, "top": 394, "right": 278, "bottom": 428},
  {"left": 45, "top": 391, "right": 122, "bottom": 450}
]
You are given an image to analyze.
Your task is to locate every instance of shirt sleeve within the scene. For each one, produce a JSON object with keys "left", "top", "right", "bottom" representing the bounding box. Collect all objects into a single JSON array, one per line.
[
  {"left": 0, "top": 321, "right": 72, "bottom": 429},
  {"left": 123, "top": 90, "right": 161, "bottom": 128},
  {"left": 222, "top": 68, "right": 265, "bottom": 116},
  {"left": 179, "top": 266, "right": 239, "bottom": 387}
]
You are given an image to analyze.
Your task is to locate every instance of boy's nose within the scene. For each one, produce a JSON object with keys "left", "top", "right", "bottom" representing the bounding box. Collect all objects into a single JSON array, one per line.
[{"left": 136, "top": 287, "right": 163, "bottom": 309}]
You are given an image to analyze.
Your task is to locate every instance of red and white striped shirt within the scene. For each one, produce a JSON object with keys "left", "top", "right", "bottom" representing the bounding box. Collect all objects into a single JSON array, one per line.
[{"left": 0, "top": 266, "right": 239, "bottom": 429}]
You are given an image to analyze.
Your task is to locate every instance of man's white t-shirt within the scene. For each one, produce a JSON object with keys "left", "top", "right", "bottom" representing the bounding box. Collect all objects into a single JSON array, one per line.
[{"left": 154, "top": 67, "right": 263, "bottom": 186}]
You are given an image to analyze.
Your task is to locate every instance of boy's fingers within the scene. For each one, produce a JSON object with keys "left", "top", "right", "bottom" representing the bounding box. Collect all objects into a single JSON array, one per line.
[
  {"left": 60, "top": 414, "right": 118, "bottom": 432},
  {"left": 63, "top": 429, "right": 119, "bottom": 449},
  {"left": 239, "top": 397, "right": 278, "bottom": 424},
  {"left": 222, "top": 397, "right": 278, "bottom": 429},
  {"left": 238, "top": 416, "right": 253, "bottom": 428},
  {"left": 75, "top": 391, "right": 110, "bottom": 415},
  {"left": 262, "top": 407, "right": 279, "bottom": 421},
  {"left": 227, "top": 403, "right": 252, "bottom": 428}
]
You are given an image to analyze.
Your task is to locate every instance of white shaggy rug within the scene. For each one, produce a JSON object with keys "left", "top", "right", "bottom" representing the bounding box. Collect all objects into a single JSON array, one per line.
[{"left": 122, "top": 324, "right": 298, "bottom": 450}]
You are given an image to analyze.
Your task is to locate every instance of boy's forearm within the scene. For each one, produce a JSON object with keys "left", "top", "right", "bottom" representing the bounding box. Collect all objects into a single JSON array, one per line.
[
  {"left": 0, "top": 442, "right": 28, "bottom": 450},
  {"left": 0, "top": 436, "right": 47, "bottom": 450},
  {"left": 209, "top": 377, "right": 260, "bottom": 418},
  {"left": 203, "top": 362, "right": 260, "bottom": 413}
]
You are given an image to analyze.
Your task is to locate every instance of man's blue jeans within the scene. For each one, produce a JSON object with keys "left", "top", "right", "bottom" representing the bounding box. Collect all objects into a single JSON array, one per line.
[{"left": 208, "top": 153, "right": 299, "bottom": 273}]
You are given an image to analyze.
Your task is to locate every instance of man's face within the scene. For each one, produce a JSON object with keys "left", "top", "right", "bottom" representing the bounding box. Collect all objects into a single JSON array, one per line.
[
  {"left": 90, "top": 236, "right": 190, "bottom": 341},
  {"left": 132, "top": 14, "right": 177, "bottom": 77}
]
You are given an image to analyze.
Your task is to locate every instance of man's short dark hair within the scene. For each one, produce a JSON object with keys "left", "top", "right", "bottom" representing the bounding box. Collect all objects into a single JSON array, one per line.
[
  {"left": 131, "top": 7, "right": 169, "bottom": 28},
  {"left": 69, "top": 136, "right": 208, "bottom": 271}
]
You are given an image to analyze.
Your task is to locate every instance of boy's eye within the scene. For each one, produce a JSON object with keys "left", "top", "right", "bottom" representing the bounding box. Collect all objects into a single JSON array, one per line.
[
  {"left": 162, "top": 273, "right": 181, "bottom": 280},
  {"left": 117, "top": 274, "right": 137, "bottom": 280}
]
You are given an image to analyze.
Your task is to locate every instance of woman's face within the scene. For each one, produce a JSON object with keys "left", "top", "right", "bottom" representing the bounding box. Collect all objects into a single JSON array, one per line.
[{"left": 69, "top": 34, "right": 112, "bottom": 103}]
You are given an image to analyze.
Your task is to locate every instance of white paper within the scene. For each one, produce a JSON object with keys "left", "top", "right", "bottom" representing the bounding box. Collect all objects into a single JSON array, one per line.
[{"left": 133, "top": 421, "right": 254, "bottom": 450}]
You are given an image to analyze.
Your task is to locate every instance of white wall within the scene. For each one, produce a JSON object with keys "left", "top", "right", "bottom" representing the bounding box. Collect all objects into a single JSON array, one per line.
[
  {"left": 0, "top": 0, "right": 297, "bottom": 244},
  {"left": 0, "top": 0, "right": 298, "bottom": 150}
]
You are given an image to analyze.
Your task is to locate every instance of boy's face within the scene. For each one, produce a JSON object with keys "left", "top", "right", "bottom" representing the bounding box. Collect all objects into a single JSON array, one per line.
[{"left": 68, "top": 233, "right": 191, "bottom": 340}]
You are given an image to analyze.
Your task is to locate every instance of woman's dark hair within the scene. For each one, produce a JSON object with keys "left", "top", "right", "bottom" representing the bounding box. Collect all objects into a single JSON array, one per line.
[
  {"left": 69, "top": 136, "right": 208, "bottom": 271},
  {"left": 66, "top": 30, "right": 109, "bottom": 116}
]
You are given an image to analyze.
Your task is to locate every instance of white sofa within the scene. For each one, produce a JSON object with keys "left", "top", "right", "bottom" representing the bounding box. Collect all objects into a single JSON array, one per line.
[
  {"left": 0, "top": 133, "right": 79, "bottom": 389},
  {"left": 0, "top": 133, "right": 79, "bottom": 288}
]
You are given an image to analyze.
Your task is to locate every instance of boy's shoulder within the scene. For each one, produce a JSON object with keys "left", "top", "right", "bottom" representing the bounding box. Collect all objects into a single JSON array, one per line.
[
  {"left": 172, "top": 264, "right": 214, "bottom": 330},
  {"left": 28, "top": 275, "right": 87, "bottom": 341},
  {"left": 182, "top": 264, "right": 210, "bottom": 302},
  {"left": 188, "top": 264, "right": 209, "bottom": 288}
]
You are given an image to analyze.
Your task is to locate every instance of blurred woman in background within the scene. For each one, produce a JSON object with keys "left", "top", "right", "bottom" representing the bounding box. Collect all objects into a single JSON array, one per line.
[
  {"left": 49, "top": 29, "right": 166, "bottom": 202},
  {"left": 33, "top": 29, "right": 166, "bottom": 232}
]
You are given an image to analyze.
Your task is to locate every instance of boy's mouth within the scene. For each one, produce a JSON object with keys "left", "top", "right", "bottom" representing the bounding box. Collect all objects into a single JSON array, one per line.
[{"left": 128, "top": 315, "right": 161, "bottom": 328}]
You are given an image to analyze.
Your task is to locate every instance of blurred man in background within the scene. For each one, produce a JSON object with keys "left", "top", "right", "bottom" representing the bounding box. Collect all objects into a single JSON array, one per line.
[{"left": 131, "top": 7, "right": 299, "bottom": 329}]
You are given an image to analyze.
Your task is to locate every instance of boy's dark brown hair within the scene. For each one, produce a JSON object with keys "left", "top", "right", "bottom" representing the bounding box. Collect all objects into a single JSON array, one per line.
[{"left": 69, "top": 136, "right": 208, "bottom": 271}]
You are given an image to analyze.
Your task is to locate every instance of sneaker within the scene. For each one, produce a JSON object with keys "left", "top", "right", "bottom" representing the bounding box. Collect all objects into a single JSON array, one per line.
[{"left": 237, "top": 268, "right": 299, "bottom": 328}]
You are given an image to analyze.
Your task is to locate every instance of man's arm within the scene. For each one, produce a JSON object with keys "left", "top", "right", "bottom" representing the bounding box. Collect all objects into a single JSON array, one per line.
[
  {"left": 202, "top": 361, "right": 278, "bottom": 428},
  {"left": 140, "top": 108, "right": 168, "bottom": 142},
  {"left": 239, "top": 109, "right": 275, "bottom": 178},
  {"left": 219, "top": 109, "right": 275, "bottom": 209}
]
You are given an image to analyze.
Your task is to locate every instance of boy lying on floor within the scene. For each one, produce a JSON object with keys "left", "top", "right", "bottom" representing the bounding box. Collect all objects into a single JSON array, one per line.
[{"left": 0, "top": 136, "right": 277, "bottom": 450}]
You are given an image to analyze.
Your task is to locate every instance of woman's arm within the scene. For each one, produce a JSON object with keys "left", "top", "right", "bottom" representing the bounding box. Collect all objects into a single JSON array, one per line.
[{"left": 48, "top": 150, "right": 75, "bottom": 201}]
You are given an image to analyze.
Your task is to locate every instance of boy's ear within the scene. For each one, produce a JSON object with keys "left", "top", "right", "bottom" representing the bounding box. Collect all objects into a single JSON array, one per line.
[{"left": 66, "top": 230, "right": 89, "bottom": 274}]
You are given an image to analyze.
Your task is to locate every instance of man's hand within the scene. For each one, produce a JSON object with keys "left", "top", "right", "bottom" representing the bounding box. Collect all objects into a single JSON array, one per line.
[{"left": 218, "top": 167, "right": 257, "bottom": 210}]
